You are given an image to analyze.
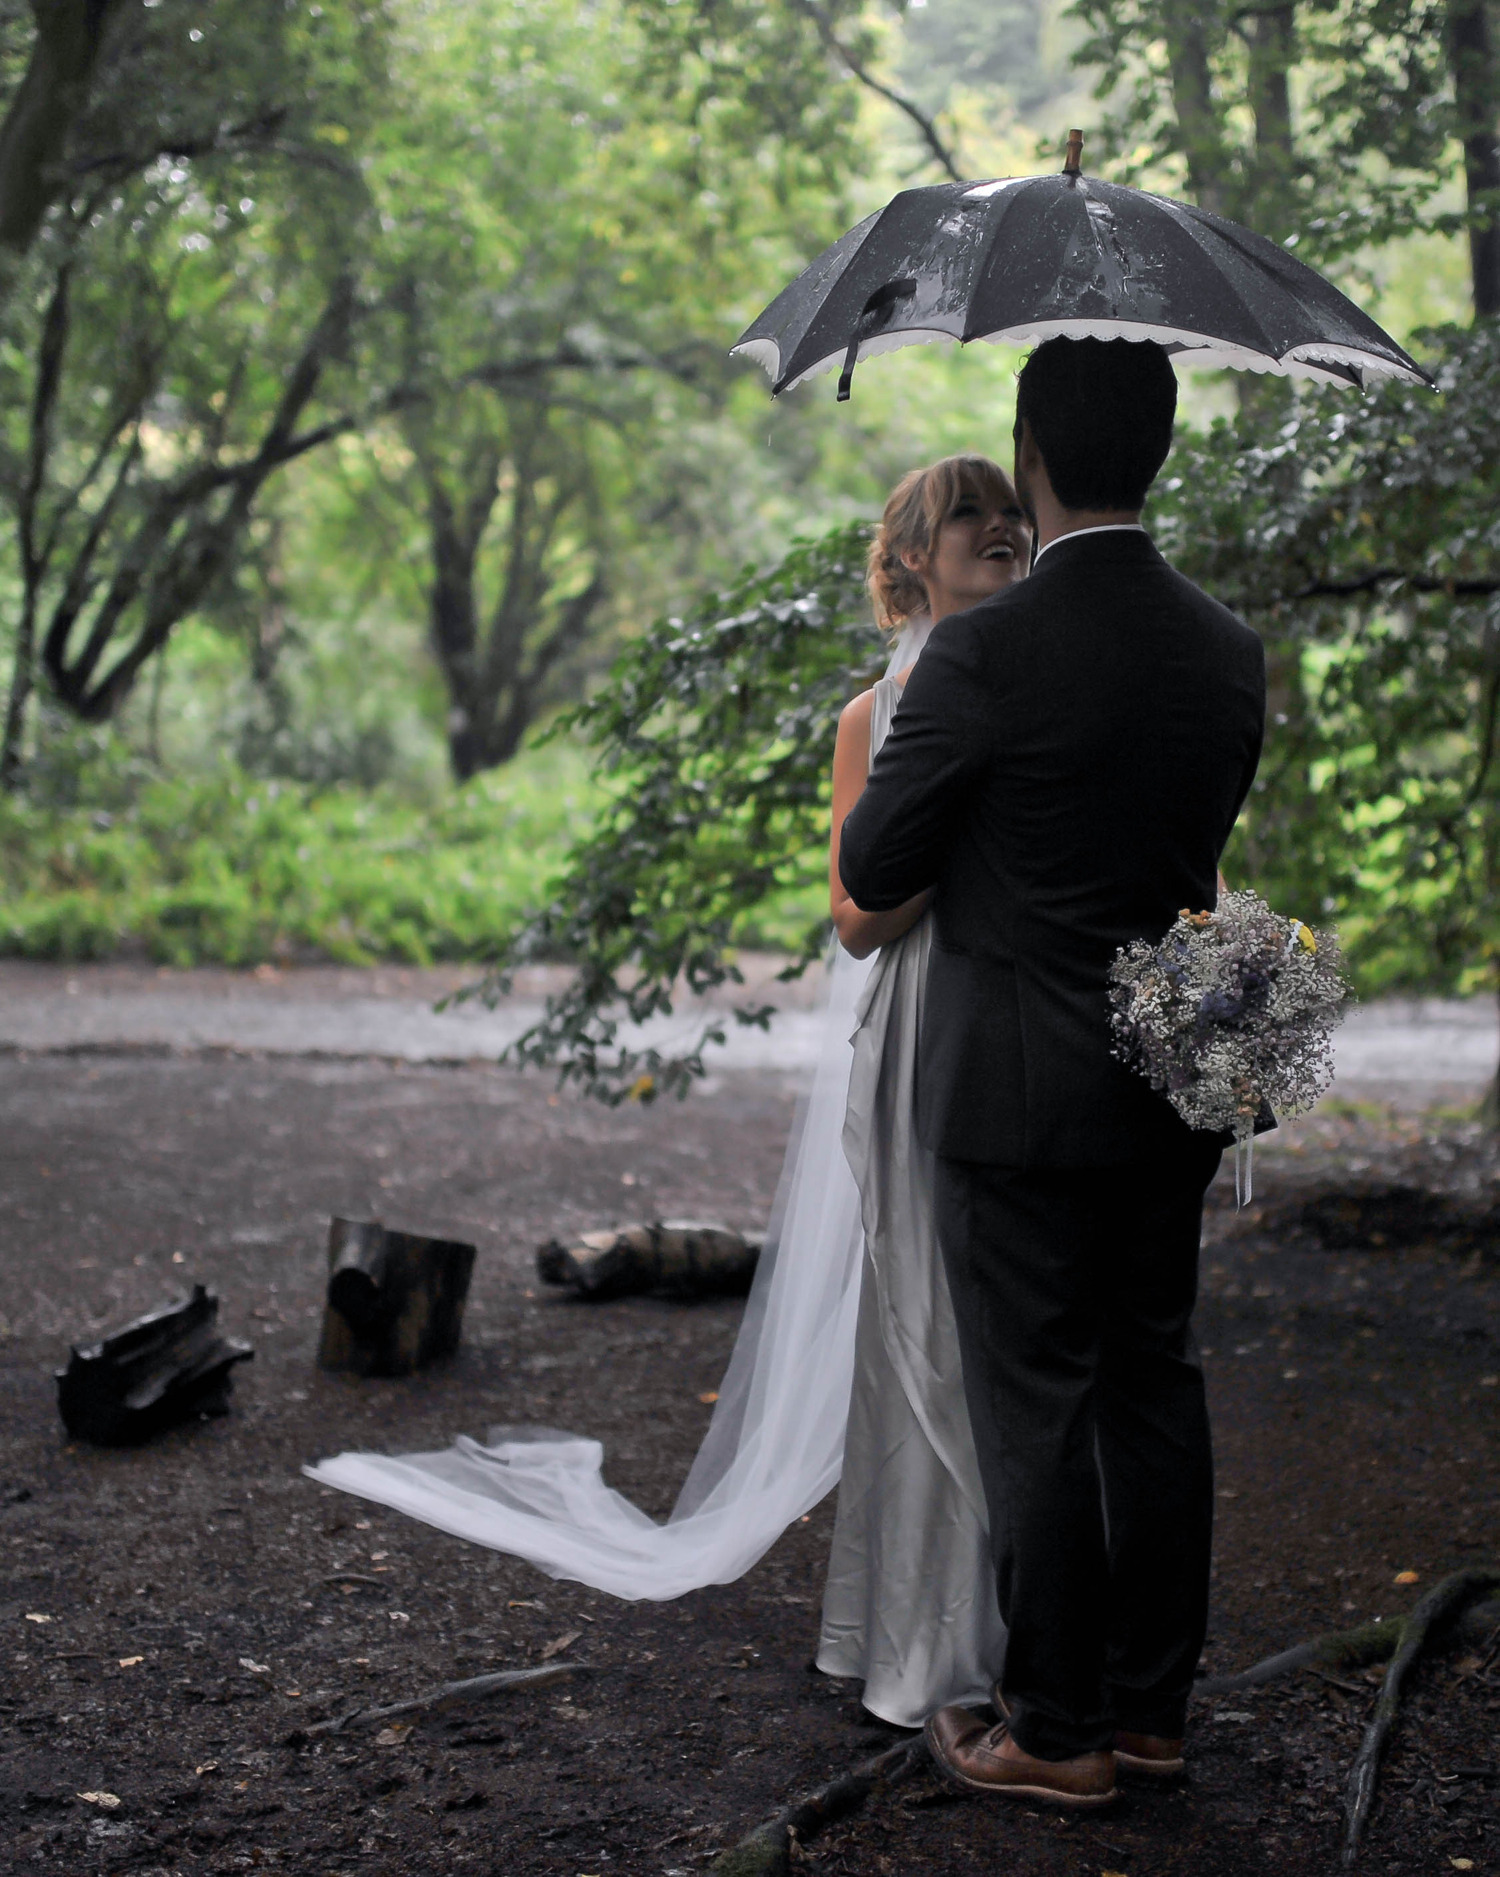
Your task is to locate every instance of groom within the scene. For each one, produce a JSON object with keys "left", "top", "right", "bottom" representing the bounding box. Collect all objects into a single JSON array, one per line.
[{"left": 838, "top": 336, "right": 1265, "bottom": 1806}]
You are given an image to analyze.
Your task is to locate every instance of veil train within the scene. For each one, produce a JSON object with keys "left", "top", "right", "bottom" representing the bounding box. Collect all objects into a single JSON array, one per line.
[{"left": 302, "top": 624, "right": 933, "bottom": 1599}]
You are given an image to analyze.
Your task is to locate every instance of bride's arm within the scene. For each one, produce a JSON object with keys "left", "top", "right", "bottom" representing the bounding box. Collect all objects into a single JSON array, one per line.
[{"left": 829, "top": 690, "right": 933, "bottom": 960}]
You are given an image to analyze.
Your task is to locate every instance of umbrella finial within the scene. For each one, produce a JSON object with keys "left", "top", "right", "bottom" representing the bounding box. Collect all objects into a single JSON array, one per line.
[{"left": 1063, "top": 127, "right": 1084, "bottom": 177}]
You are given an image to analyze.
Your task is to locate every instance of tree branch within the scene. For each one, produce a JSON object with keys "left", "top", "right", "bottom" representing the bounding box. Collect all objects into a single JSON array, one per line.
[
  {"left": 43, "top": 272, "right": 357, "bottom": 717},
  {"left": 1272, "top": 568, "right": 1500, "bottom": 603},
  {"left": 18, "top": 257, "right": 72, "bottom": 583},
  {"left": 64, "top": 106, "right": 291, "bottom": 182},
  {"left": 524, "top": 570, "right": 606, "bottom": 692},
  {"left": 462, "top": 343, "right": 713, "bottom": 391},
  {"left": 788, "top": 0, "right": 963, "bottom": 184}
]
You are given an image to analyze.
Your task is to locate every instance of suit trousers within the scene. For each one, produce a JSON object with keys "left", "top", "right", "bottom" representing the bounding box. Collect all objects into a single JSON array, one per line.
[{"left": 932, "top": 1136, "right": 1223, "bottom": 1760}]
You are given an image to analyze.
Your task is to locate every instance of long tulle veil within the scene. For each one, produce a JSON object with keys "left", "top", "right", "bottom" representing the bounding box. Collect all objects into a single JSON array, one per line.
[{"left": 304, "top": 617, "right": 935, "bottom": 1600}]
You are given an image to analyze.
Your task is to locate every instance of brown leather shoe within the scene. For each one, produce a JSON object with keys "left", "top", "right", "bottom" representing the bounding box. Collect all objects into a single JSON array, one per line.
[
  {"left": 924, "top": 1705, "right": 1117, "bottom": 1808},
  {"left": 1113, "top": 1729, "right": 1185, "bottom": 1777},
  {"left": 988, "top": 1680, "right": 1186, "bottom": 1780}
]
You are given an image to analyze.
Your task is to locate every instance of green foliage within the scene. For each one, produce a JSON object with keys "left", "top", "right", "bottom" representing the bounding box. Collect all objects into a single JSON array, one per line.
[
  {"left": 1070, "top": 0, "right": 1454, "bottom": 258},
  {"left": 1151, "top": 321, "right": 1500, "bottom": 996},
  {"left": 0, "top": 0, "right": 873, "bottom": 779},
  {"left": 0, "top": 743, "right": 599, "bottom": 966},
  {"left": 0, "top": 0, "right": 393, "bottom": 777},
  {"left": 469, "top": 521, "right": 881, "bottom": 1099},
  {"left": 898, "top": 0, "right": 1081, "bottom": 121},
  {"left": 288, "top": 0, "right": 870, "bottom": 780}
]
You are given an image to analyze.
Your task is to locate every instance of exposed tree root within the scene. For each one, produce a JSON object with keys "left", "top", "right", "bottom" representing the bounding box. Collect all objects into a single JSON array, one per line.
[
  {"left": 1342, "top": 1569, "right": 1500, "bottom": 1865},
  {"left": 707, "top": 1737, "right": 930, "bottom": 1877},
  {"left": 285, "top": 1660, "right": 591, "bottom": 1744},
  {"left": 708, "top": 1577, "right": 1500, "bottom": 1875},
  {"left": 1195, "top": 1592, "right": 1500, "bottom": 1697}
]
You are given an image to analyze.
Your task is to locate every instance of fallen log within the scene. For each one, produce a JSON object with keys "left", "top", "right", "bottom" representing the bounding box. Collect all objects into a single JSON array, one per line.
[
  {"left": 1343, "top": 1569, "right": 1500, "bottom": 1865},
  {"left": 707, "top": 1737, "right": 929, "bottom": 1877},
  {"left": 286, "top": 1661, "right": 590, "bottom": 1745},
  {"left": 1194, "top": 1594, "right": 1500, "bottom": 1697},
  {"left": 537, "top": 1220, "right": 759, "bottom": 1300}
]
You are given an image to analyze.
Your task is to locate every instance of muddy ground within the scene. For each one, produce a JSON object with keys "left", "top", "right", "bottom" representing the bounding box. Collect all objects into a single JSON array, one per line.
[{"left": 1, "top": 1041, "right": 1497, "bottom": 1877}]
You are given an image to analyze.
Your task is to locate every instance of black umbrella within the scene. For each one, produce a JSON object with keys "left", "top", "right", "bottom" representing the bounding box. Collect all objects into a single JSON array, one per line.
[{"left": 733, "top": 132, "right": 1431, "bottom": 399}]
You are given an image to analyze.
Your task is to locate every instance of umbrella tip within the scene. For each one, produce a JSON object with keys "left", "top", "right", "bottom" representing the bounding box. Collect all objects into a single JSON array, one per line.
[{"left": 1062, "top": 128, "right": 1084, "bottom": 177}]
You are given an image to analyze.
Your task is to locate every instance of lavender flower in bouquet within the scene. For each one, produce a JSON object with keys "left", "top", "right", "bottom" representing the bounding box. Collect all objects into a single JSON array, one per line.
[{"left": 1107, "top": 889, "right": 1351, "bottom": 1203}]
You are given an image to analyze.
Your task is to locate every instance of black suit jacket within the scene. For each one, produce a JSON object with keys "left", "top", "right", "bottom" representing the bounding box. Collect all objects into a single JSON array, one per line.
[{"left": 838, "top": 530, "right": 1266, "bottom": 1168}]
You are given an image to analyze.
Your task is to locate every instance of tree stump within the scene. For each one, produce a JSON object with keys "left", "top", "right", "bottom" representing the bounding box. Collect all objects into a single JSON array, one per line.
[
  {"left": 317, "top": 1217, "right": 476, "bottom": 1376},
  {"left": 56, "top": 1285, "right": 253, "bottom": 1445}
]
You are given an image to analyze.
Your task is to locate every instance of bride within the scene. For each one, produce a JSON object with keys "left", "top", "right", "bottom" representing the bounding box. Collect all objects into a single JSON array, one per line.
[
  {"left": 305, "top": 453, "right": 1032, "bottom": 1730},
  {"left": 819, "top": 454, "right": 1030, "bottom": 1721}
]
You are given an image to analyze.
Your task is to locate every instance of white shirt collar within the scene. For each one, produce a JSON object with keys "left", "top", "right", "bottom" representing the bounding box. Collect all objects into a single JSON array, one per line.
[{"left": 1033, "top": 523, "right": 1147, "bottom": 565}]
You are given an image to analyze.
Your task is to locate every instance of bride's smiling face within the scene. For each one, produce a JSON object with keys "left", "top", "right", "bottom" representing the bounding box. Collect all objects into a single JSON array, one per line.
[{"left": 901, "top": 482, "right": 1031, "bottom": 624}]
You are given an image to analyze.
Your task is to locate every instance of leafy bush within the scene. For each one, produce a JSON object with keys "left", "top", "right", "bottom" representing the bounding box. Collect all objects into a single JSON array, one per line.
[
  {"left": 0, "top": 744, "right": 601, "bottom": 967},
  {"left": 470, "top": 521, "right": 881, "bottom": 1100},
  {"left": 1152, "top": 321, "right": 1500, "bottom": 997}
]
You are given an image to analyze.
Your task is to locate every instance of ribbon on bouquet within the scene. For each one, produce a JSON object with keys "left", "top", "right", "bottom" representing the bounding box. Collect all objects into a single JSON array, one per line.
[{"left": 1234, "top": 1129, "right": 1254, "bottom": 1208}]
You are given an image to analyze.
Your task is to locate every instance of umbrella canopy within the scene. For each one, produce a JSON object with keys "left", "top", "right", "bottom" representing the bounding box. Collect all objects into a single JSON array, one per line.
[{"left": 733, "top": 139, "right": 1431, "bottom": 398}]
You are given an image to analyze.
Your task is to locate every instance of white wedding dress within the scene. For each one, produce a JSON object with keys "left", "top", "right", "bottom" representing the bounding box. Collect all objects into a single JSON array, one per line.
[
  {"left": 304, "top": 621, "right": 1004, "bottom": 1727},
  {"left": 816, "top": 673, "right": 1004, "bottom": 1721}
]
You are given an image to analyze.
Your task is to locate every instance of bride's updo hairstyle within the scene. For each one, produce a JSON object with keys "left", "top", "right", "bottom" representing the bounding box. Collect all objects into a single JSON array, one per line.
[{"left": 867, "top": 453, "right": 1016, "bottom": 635}]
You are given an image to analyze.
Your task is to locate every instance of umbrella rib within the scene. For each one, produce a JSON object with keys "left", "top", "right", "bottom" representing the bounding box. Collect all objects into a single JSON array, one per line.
[
  {"left": 1136, "top": 194, "right": 1293, "bottom": 361},
  {"left": 1153, "top": 194, "right": 1420, "bottom": 374},
  {"left": 959, "top": 178, "right": 1042, "bottom": 345}
]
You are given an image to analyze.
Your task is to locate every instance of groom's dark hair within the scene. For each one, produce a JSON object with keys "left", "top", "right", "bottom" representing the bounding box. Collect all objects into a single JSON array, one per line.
[{"left": 1013, "top": 336, "right": 1177, "bottom": 511}]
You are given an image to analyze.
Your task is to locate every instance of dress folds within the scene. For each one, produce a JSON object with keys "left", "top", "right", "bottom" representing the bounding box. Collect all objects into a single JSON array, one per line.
[{"left": 816, "top": 674, "right": 1005, "bottom": 1726}]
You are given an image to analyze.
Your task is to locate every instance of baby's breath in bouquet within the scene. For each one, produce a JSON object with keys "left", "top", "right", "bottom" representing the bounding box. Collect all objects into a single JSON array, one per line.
[{"left": 1108, "top": 889, "right": 1351, "bottom": 1203}]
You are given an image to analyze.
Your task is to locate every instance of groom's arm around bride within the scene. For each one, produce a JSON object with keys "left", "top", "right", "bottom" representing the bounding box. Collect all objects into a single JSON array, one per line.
[{"left": 838, "top": 338, "right": 1266, "bottom": 1800}]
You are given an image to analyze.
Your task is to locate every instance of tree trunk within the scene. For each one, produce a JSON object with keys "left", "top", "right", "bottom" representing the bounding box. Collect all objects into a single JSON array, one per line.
[
  {"left": 444, "top": 680, "right": 533, "bottom": 780},
  {"left": 1448, "top": 0, "right": 1500, "bottom": 317},
  {"left": 1159, "top": 0, "right": 1227, "bottom": 216},
  {"left": 1483, "top": 970, "right": 1500, "bottom": 1128},
  {"left": 0, "top": 0, "right": 129, "bottom": 261},
  {"left": 1245, "top": 4, "right": 1297, "bottom": 239},
  {"left": 426, "top": 481, "right": 488, "bottom": 780},
  {"left": 425, "top": 470, "right": 605, "bottom": 782},
  {"left": 0, "top": 589, "right": 37, "bottom": 790}
]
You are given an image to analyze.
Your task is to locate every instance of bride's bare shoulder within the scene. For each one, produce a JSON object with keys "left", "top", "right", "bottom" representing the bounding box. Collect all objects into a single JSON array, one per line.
[
  {"left": 833, "top": 686, "right": 878, "bottom": 772},
  {"left": 837, "top": 686, "right": 878, "bottom": 737}
]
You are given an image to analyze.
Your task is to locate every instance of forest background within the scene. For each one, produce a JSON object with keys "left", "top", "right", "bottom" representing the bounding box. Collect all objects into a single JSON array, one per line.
[{"left": 1, "top": 0, "right": 1498, "bottom": 1090}]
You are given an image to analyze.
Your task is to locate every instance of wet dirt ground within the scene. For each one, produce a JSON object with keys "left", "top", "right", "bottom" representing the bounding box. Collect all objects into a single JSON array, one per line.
[{"left": 1, "top": 1038, "right": 1497, "bottom": 1877}]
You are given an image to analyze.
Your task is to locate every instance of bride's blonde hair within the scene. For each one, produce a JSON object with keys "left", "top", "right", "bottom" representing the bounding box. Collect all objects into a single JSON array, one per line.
[{"left": 867, "top": 453, "right": 1018, "bottom": 634}]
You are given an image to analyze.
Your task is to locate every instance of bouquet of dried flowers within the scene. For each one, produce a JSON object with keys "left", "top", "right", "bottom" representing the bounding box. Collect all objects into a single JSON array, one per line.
[{"left": 1107, "top": 889, "right": 1351, "bottom": 1202}]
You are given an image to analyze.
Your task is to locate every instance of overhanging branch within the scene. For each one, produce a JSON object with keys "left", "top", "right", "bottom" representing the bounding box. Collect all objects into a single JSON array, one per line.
[
  {"left": 1269, "top": 568, "right": 1500, "bottom": 604},
  {"left": 789, "top": 0, "right": 963, "bottom": 184}
]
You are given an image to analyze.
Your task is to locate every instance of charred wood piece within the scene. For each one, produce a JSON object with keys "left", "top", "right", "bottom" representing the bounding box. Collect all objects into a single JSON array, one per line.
[
  {"left": 537, "top": 1220, "right": 760, "bottom": 1300},
  {"left": 56, "top": 1285, "right": 252, "bottom": 1445},
  {"left": 317, "top": 1217, "right": 476, "bottom": 1376}
]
